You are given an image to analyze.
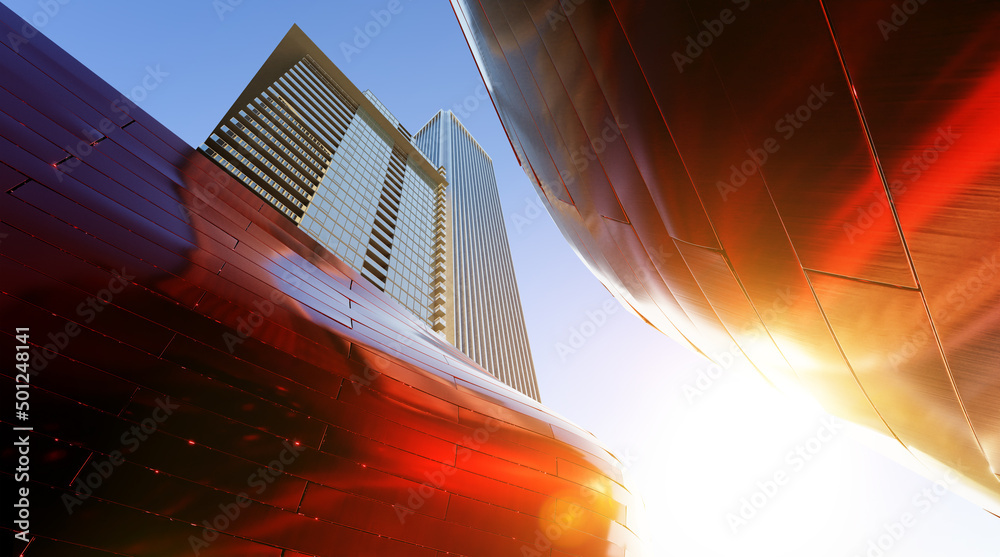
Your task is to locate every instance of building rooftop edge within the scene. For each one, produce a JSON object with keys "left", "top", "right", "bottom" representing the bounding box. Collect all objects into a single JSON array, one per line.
[{"left": 208, "top": 24, "right": 447, "bottom": 190}]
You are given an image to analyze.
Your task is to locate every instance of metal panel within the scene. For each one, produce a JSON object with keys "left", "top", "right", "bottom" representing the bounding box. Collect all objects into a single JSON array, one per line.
[
  {"left": 824, "top": 0, "right": 1000, "bottom": 478},
  {"left": 453, "top": 0, "right": 1000, "bottom": 512},
  {"left": 809, "top": 270, "right": 1000, "bottom": 498}
]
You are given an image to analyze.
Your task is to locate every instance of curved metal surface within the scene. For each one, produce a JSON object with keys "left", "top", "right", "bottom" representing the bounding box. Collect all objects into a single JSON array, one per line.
[
  {"left": 0, "top": 5, "right": 641, "bottom": 555},
  {"left": 451, "top": 0, "right": 1000, "bottom": 512}
]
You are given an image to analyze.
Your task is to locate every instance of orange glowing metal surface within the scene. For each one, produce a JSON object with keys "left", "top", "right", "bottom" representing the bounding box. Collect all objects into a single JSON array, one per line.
[{"left": 450, "top": 0, "right": 1000, "bottom": 514}]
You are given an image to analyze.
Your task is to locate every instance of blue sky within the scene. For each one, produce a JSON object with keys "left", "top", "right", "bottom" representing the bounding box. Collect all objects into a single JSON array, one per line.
[{"left": 9, "top": 1, "right": 998, "bottom": 555}]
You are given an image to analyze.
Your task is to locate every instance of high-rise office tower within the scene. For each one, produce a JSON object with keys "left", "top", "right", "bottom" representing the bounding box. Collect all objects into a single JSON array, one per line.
[
  {"left": 414, "top": 111, "right": 540, "bottom": 401},
  {"left": 202, "top": 27, "right": 540, "bottom": 400},
  {"left": 199, "top": 25, "right": 448, "bottom": 333}
]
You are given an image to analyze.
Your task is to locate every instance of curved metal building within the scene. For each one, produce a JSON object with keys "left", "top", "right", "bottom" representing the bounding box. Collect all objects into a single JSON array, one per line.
[
  {"left": 0, "top": 6, "right": 640, "bottom": 555},
  {"left": 450, "top": 0, "right": 1000, "bottom": 513}
]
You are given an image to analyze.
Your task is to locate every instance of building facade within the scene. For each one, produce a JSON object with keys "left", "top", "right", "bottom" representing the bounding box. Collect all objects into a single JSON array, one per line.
[
  {"left": 202, "top": 27, "right": 540, "bottom": 400},
  {"left": 414, "top": 110, "right": 540, "bottom": 400},
  {"left": 450, "top": 0, "right": 1000, "bottom": 513},
  {"left": 200, "top": 25, "right": 447, "bottom": 332}
]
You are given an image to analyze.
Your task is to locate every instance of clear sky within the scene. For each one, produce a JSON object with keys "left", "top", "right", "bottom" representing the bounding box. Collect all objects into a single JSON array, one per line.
[{"left": 9, "top": 0, "right": 998, "bottom": 555}]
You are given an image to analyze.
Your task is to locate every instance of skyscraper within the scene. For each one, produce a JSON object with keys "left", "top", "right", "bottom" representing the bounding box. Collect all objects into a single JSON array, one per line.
[
  {"left": 200, "top": 25, "right": 448, "bottom": 333},
  {"left": 414, "top": 110, "right": 540, "bottom": 401},
  {"left": 202, "top": 26, "right": 539, "bottom": 400}
]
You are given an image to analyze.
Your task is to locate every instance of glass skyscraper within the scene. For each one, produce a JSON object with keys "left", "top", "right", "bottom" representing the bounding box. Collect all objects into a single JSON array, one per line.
[
  {"left": 201, "top": 26, "right": 538, "bottom": 400},
  {"left": 200, "top": 25, "right": 447, "bottom": 332},
  {"left": 414, "top": 110, "right": 540, "bottom": 401}
]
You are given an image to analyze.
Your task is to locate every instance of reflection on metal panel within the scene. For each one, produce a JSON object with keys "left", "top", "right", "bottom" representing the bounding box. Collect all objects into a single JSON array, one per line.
[
  {"left": 452, "top": 0, "right": 1000, "bottom": 512},
  {"left": 809, "top": 271, "right": 996, "bottom": 496}
]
